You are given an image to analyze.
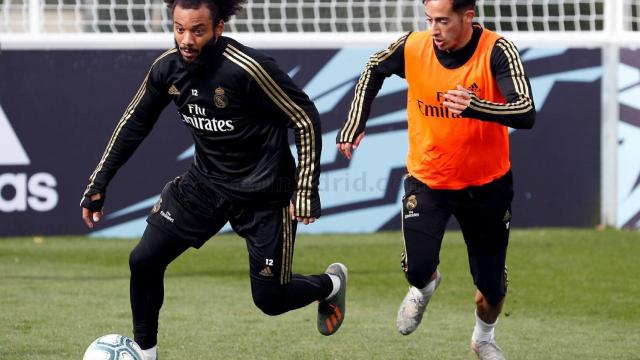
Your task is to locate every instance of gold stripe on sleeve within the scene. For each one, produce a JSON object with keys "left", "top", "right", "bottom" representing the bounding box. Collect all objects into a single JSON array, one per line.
[
  {"left": 340, "top": 33, "right": 409, "bottom": 143},
  {"left": 224, "top": 45, "right": 316, "bottom": 217},
  {"left": 468, "top": 39, "right": 533, "bottom": 116},
  {"left": 81, "top": 48, "right": 177, "bottom": 202}
]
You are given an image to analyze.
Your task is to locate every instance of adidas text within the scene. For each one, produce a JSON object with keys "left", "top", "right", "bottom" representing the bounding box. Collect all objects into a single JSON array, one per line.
[{"left": 0, "top": 172, "right": 58, "bottom": 212}]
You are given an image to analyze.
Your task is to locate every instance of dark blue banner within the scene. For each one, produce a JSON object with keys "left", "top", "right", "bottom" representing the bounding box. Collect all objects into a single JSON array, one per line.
[{"left": 0, "top": 47, "right": 602, "bottom": 236}]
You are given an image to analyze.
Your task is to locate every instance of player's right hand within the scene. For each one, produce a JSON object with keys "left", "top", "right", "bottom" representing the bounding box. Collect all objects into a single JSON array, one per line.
[
  {"left": 289, "top": 201, "right": 316, "bottom": 225},
  {"left": 336, "top": 132, "right": 365, "bottom": 160},
  {"left": 81, "top": 193, "right": 104, "bottom": 229}
]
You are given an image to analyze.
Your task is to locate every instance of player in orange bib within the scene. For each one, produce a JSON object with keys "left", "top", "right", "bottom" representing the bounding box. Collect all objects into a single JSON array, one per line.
[{"left": 337, "top": 1, "right": 535, "bottom": 359}]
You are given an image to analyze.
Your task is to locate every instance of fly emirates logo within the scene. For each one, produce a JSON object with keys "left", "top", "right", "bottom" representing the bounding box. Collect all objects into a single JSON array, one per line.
[
  {"left": 416, "top": 91, "right": 463, "bottom": 120},
  {"left": 180, "top": 104, "right": 234, "bottom": 132}
]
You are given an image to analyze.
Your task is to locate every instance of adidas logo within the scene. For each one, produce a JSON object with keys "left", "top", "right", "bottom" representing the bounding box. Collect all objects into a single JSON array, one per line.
[
  {"left": 0, "top": 103, "right": 59, "bottom": 213},
  {"left": 503, "top": 209, "right": 511, "bottom": 222},
  {"left": 168, "top": 84, "right": 180, "bottom": 96},
  {"left": 467, "top": 82, "right": 480, "bottom": 94},
  {"left": 259, "top": 267, "right": 274, "bottom": 277},
  {"left": 0, "top": 104, "right": 30, "bottom": 165}
]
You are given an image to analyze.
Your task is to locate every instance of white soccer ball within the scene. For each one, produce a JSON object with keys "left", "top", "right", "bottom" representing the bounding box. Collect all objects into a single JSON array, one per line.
[{"left": 83, "top": 334, "right": 144, "bottom": 360}]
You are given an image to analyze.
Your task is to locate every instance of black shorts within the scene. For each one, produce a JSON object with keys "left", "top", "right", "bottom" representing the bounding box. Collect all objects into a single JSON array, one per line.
[
  {"left": 147, "top": 172, "right": 295, "bottom": 285},
  {"left": 400, "top": 171, "right": 513, "bottom": 306}
]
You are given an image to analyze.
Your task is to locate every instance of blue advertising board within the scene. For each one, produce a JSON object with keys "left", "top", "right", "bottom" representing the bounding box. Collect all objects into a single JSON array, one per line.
[{"left": 0, "top": 46, "right": 603, "bottom": 236}]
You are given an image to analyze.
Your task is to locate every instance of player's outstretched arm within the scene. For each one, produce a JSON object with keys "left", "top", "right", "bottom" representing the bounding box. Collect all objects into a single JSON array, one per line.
[
  {"left": 80, "top": 52, "right": 173, "bottom": 228},
  {"left": 336, "top": 33, "right": 409, "bottom": 159}
]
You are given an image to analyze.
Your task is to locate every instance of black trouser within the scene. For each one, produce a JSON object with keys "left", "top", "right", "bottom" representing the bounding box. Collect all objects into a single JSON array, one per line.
[
  {"left": 401, "top": 171, "right": 513, "bottom": 307},
  {"left": 130, "top": 225, "right": 332, "bottom": 349},
  {"left": 129, "top": 174, "right": 332, "bottom": 349}
]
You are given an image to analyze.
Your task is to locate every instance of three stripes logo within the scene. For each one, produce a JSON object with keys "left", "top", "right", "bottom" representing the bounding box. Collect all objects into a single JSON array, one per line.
[
  {"left": 324, "top": 304, "right": 343, "bottom": 334},
  {"left": 467, "top": 82, "right": 481, "bottom": 94},
  {"left": 168, "top": 84, "right": 180, "bottom": 96},
  {"left": 259, "top": 267, "right": 274, "bottom": 277},
  {"left": 0, "top": 104, "right": 30, "bottom": 165}
]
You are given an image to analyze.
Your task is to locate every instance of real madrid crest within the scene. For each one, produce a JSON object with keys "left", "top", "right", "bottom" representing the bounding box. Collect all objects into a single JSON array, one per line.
[
  {"left": 151, "top": 197, "right": 162, "bottom": 214},
  {"left": 406, "top": 195, "right": 417, "bottom": 211},
  {"left": 214, "top": 87, "right": 228, "bottom": 108}
]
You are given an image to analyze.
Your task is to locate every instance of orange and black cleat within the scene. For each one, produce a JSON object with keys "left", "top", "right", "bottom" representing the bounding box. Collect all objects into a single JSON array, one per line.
[{"left": 317, "top": 263, "right": 348, "bottom": 336}]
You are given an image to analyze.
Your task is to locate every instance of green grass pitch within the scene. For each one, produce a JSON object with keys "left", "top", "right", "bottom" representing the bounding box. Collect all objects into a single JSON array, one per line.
[{"left": 1, "top": 229, "right": 639, "bottom": 359}]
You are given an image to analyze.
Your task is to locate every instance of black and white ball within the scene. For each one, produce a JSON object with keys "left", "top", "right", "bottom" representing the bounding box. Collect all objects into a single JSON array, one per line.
[{"left": 83, "top": 334, "right": 144, "bottom": 360}]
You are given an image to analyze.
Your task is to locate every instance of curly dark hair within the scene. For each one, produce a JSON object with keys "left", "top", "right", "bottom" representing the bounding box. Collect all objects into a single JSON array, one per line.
[{"left": 164, "top": 0, "right": 246, "bottom": 24}]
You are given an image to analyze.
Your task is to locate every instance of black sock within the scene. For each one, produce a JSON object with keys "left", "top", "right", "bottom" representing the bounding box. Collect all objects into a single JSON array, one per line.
[
  {"left": 250, "top": 274, "right": 333, "bottom": 315},
  {"left": 129, "top": 225, "right": 189, "bottom": 349}
]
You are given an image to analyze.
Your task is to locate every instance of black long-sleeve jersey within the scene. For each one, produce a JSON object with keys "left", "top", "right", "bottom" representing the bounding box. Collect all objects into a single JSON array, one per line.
[
  {"left": 337, "top": 24, "right": 535, "bottom": 143},
  {"left": 82, "top": 36, "right": 322, "bottom": 218}
]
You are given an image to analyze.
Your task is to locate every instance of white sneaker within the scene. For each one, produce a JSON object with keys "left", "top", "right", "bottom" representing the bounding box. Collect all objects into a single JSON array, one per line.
[
  {"left": 471, "top": 339, "right": 505, "bottom": 360},
  {"left": 396, "top": 270, "right": 441, "bottom": 335}
]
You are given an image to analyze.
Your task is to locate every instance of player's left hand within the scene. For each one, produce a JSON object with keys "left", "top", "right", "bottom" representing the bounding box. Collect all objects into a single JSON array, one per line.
[
  {"left": 289, "top": 202, "right": 316, "bottom": 225},
  {"left": 443, "top": 85, "right": 471, "bottom": 115}
]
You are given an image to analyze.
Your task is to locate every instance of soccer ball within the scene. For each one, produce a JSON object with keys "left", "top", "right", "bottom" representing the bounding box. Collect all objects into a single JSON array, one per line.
[{"left": 83, "top": 334, "right": 144, "bottom": 360}]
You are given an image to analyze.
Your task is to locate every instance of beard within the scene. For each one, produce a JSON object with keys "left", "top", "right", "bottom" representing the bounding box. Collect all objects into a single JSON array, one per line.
[{"left": 174, "top": 36, "right": 218, "bottom": 65}]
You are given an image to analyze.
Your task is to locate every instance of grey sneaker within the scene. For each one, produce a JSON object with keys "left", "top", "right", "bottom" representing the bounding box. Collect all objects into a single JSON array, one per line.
[
  {"left": 317, "top": 263, "right": 348, "bottom": 336},
  {"left": 471, "top": 339, "right": 505, "bottom": 360},
  {"left": 396, "top": 270, "right": 441, "bottom": 335}
]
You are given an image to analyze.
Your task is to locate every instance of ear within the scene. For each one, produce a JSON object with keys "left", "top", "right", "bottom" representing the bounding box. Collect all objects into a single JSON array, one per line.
[
  {"left": 463, "top": 9, "right": 475, "bottom": 24},
  {"left": 214, "top": 21, "right": 225, "bottom": 37}
]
